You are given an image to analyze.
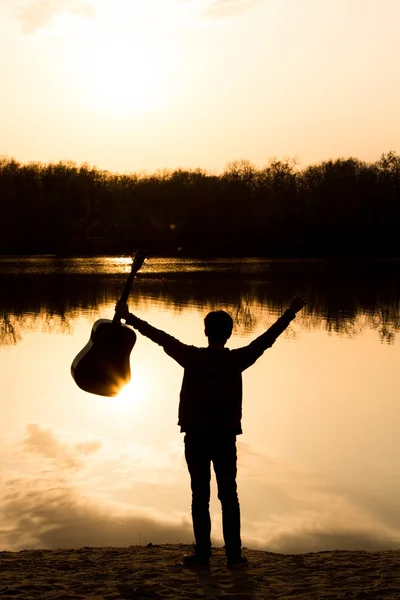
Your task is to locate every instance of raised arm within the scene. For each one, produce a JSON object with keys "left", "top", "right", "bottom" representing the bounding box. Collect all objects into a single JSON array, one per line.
[
  {"left": 115, "top": 301, "right": 191, "bottom": 367},
  {"left": 232, "top": 293, "right": 307, "bottom": 371}
]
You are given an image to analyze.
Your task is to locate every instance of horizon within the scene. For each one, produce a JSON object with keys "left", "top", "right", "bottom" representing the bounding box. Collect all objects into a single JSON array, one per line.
[
  {"left": 1, "top": 0, "right": 399, "bottom": 174},
  {"left": 1, "top": 150, "right": 397, "bottom": 177}
]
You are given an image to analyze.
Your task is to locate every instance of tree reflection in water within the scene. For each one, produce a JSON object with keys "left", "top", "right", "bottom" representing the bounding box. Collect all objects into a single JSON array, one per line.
[{"left": 1, "top": 258, "right": 400, "bottom": 346}]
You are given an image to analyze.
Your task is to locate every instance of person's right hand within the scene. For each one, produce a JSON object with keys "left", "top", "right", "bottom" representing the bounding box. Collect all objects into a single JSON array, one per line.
[{"left": 289, "top": 293, "right": 307, "bottom": 314}]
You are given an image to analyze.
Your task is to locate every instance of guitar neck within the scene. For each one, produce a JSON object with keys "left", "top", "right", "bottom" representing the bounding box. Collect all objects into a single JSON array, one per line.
[
  {"left": 113, "top": 250, "right": 146, "bottom": 323},
  {"left": 119, "top": 268, "right": 137, "bottom": 304}
]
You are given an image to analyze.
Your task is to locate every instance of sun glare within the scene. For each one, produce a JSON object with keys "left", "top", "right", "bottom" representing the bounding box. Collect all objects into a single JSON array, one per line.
[
  {"left": 65, "top": 3, "right": 180, "bottom": 118},
  {"left": 110, "top": 367, "right": 149, "bottom": 412}
]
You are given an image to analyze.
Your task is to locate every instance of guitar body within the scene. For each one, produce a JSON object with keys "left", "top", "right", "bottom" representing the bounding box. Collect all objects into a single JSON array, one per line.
[
  {"left": 72, "top": 319, "right": 137, "bottom": 397},
  {"left": 71, "top": 249, "right": 146, "bottom": 397}
]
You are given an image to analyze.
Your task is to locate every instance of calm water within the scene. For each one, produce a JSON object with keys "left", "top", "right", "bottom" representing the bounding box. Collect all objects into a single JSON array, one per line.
[{"left": 1, "top": 256, "right": 400, "bottom": 553}]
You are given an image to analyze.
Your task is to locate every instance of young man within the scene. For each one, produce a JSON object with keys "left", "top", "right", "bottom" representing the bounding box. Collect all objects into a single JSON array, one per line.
[{"left": 115, "top": 292, "right": 306, "bottom": 568}]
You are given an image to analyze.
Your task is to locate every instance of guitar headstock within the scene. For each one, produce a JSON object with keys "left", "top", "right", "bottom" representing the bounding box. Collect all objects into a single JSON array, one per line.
[{"left": 132, "top": 249, "right": 147, "bottom": 273}]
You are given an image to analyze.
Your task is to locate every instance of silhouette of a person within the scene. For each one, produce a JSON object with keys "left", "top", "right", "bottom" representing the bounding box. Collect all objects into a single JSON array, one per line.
[{"left": 115, "top": 292, "right": 306, "bottom": 567}]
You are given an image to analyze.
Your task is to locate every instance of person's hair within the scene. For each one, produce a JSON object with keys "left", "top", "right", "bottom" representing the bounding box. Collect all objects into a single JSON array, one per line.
[{"left": 204, "top": 310, "right": 233, "bottom": 344}]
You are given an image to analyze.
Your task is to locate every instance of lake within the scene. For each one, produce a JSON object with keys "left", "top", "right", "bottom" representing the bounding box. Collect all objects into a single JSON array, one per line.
[{"left": 1, "top": 256, "right": 400, "bottom": 553}]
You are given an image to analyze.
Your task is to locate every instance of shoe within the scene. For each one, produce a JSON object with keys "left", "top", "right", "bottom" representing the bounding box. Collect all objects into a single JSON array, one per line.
[
  {"left": 227, "top": 554, "right": 249, "bottom": 568},
  {"left": 181, "top": 553, "right": 210, "bottom": 568}
]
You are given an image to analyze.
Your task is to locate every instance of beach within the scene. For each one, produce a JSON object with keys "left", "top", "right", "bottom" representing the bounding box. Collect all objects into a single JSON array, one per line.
[{"left": 1, "top": 544, "right": 399, "bottom": 599}]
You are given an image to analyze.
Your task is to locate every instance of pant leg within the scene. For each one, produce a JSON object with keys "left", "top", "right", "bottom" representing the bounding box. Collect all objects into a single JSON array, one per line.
[
  {"left": 184, "top": 433, "right": 212, "bottom": 557},
  {"left": 212, "top": 434, "right": 242, "bottom": 559}
]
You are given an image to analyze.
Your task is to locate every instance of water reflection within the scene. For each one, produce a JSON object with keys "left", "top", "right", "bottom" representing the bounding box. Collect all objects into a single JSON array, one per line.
[
  {"left": 1, "top": 257, "right": 400, "bottom": 346},
  {"left": 1, "top": 258, "right": 400, "bottom": 552}
]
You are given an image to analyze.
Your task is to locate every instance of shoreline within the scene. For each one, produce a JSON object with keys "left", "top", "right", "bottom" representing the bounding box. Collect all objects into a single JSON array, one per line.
[{"left": 1, "top": 544, "right": 400, "bottom": 599}]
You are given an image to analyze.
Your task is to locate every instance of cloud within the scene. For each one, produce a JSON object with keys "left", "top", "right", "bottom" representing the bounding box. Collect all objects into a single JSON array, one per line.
[
  {"left": 236, "top": 441, "right": 400, "bottom": 553},
  {"left": 2, "top": 427, "right": 400, "bottom": 553},
  {"left": 19, "top": 0, "right": 95, "bottom": 34},
  {"left": 23, "top": 423, "right": 101, "bottom": 470},
  {"left": 2, "top": 469, "right": 399, "bottom": 553},
  {"left": 269, "top": 528, "right": 400, "bottom": 554},
  {"left": 0, "top": 423, "right": 193, "bottom": 550},
  {"left": 240, "top": 496, "right": 400, "bottom": 553},
  {"left": 0, "top": 481, "right": 193, "bottom": 550},
  {"left": 0, "top": 423, "right": 192, "bottom": 550}
]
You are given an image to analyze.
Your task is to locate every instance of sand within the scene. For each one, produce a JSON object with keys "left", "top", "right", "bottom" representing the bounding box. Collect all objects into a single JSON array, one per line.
[{"left": 1, "top": 544, "right": 400, "bottom": 599}]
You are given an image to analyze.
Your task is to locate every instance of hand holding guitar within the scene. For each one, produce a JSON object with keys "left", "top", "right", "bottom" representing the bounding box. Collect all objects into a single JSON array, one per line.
[{"left": 115, "top": 300, "right": 131, "bottom": 323}]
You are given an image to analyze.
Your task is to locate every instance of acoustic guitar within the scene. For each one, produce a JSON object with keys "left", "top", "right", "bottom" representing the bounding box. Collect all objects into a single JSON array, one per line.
[{"left": 71, "top": 250, "right": 146, "bottom": 397}]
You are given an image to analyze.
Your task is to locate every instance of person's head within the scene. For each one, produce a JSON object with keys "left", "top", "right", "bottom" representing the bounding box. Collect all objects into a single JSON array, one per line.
[{"left": 204, "top": 310, "right": 233, "bottom": 345}]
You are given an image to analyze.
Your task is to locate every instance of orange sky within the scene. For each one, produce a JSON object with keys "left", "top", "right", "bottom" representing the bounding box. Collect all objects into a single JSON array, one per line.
[{"left": 1, "top": 0, "right": 399, "bottom": 173}]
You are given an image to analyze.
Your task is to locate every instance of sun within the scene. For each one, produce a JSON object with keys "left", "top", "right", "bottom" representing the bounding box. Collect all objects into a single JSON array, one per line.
[
  {"left": 91, "top": 365, "right": 150, "bottom": 430},
  {"left": 69, "top": 6, "right": 177, "bottom": 117},
  {"left": 76, "top": 37, "right": 171, "bottom": 116},
  {"left": 113, "top": 367, "right": 149, "bottom": 410}
]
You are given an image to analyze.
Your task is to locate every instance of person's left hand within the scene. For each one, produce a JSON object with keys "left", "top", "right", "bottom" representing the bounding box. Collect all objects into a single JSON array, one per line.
[{"left": 115, "top": 300, "right": 130, "bottom": 321}]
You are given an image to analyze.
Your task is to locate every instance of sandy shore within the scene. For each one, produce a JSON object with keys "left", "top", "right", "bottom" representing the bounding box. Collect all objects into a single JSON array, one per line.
[{"left": 1, "top": 544, "right": 400, "bottom": 599}]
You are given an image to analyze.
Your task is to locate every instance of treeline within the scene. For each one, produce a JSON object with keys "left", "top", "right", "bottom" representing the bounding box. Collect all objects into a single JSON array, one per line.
[{"left": 0, "top": 152, "right": 399, "bottom": 256}]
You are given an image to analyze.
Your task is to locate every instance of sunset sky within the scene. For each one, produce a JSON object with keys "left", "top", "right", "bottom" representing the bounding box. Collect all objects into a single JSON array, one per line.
[{"left": 1, "top": 0, "right": 399, "bottom": 174}]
